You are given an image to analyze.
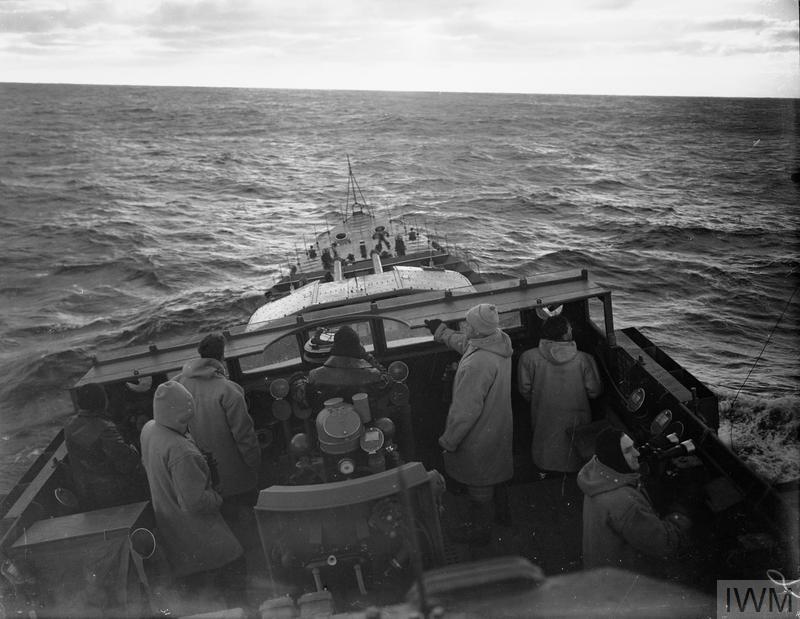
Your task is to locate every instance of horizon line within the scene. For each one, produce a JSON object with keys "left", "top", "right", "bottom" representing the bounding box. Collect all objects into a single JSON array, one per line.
[{"left": 1, "top": 80, "right": 797, "bottom": 100}]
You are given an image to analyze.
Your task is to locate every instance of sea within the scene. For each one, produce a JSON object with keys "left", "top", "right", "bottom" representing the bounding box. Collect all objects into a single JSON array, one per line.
[{"left": 0, "top": 83, "right": 798, "bottom": 495}]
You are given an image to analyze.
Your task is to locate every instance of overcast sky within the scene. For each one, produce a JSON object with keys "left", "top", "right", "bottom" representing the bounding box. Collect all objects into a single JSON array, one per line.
[{"left": 1, "top": 0, "right": 798, "bottom": 97}]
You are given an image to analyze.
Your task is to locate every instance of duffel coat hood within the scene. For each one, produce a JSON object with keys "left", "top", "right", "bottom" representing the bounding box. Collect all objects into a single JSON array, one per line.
[{"left": 140, "top": 381, "right": 242, "bottom": 577}]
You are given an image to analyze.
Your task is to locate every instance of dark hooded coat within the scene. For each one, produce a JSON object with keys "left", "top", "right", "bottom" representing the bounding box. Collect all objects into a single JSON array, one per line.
[
  {"left": 307, "top": 355, "right": 383, "bottom": 410},
  {"left": 64, "top": 411, "right": 142, "bottom": 510},
  {"left": 577, "top": 456, "right": 690, "bottom": 572}
]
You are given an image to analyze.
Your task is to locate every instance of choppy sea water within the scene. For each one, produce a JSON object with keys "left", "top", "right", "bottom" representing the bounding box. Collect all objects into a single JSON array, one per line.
[{"left": 0, "top": 83, "right": 798, "bottom": 494}]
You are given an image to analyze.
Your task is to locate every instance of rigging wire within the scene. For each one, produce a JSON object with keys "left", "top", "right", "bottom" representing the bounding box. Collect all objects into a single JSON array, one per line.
[
  {"left": 727, "top": 283, "right": 799, "bottom": 456},
  {"left": 731, "top": 284, "right": 798, "bottom": 408}
]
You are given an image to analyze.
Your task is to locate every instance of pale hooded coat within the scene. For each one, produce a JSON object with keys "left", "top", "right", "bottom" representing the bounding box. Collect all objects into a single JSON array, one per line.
[
  {"left": 577, "top": 456, "right": 690, "bottom": 572},
  {"left": 175, "top": 358, "right": 260, "bottom": 497},
  {"left": 518, "top": 339, "right": 602, "bottom": 472},
  {"left": 435, "top": 325, "right": 514, "bottom": 487},
  {"left": 140, "top": 390, "right": 242, "bottom": 577}
]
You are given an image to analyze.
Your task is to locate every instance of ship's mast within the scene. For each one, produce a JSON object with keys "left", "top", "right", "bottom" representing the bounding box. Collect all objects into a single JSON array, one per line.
[{"left": 345, "top": 154, "right": 371, "bottom": 219}]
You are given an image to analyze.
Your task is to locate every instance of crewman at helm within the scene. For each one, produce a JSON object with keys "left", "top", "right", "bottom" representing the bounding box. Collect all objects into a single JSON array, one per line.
[
  {"left": 306, "top": 326, "right": 382, "bottom": 411},
  {"left": 64, "top": 382, "right": 145, "bottom": 511}
]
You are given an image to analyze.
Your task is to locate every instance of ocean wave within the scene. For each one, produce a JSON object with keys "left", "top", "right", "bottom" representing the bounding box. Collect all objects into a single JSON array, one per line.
[
  {"left": 530, "top": 249, "right": 602, "bottom": 270},
  {"left": 89, "top": 289, "right": 260, "bottom": 350},
  {"left": 97, "top": 317, "right": 200, "bottom": 348},
  {"left": 51, "top": 262, "right": 115, "bottom": 276},
  {"left": 197, "top": 151, "right": 248, "bottom": 166},
  {"left": 718, "top": 391, "right": 800, "bottom": 484},
  {"left": 116, "top": 106, "right": 157, "bottom": 114},
  {"left": 0, "top": 349, "right": 93, "bottom": 418},
  {"left": 581, "top": 177, "right": 636, "bottom": 191},
  {"left": 50, "top": 257, "right": 170, "bottom": 290},
  {"left": 4, "top": 315, "right": 119, "bottom": 339}
]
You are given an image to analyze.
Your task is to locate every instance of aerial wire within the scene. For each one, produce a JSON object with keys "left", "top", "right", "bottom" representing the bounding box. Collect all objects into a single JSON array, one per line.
[
  {"left": 728, "top": 284, "right": 798, "bottom": 450},
  {"left": 731, "top": 284, "right": 798, "bottom": 407}
]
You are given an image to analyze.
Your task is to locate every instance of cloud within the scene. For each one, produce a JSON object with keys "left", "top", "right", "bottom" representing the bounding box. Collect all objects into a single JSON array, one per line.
[
  {"left": 1, "top": 7, "right": 103, "bottom": 34},
  {"left": 0, "top": 0, "right": 128, "bottom": 32},
  {"left": 584, "top": 0, "right": 636, "bottom": 9},
  {"left": 0, "top": 0, "right": 797, "bottom": 96},
  {"left": 698, "top": 17, "right": 774, "bottom": 31},
  {"left": 681, "top": 14, "right": 799, "bottom": 56},
  {"left": 147, "top": 0, "right": 262, "bottom": 31}
]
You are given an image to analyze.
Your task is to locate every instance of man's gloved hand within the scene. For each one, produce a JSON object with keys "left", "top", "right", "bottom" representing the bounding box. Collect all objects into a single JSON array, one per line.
[{"left": 424, "top": 318, "right": 443, "bottom": 335}]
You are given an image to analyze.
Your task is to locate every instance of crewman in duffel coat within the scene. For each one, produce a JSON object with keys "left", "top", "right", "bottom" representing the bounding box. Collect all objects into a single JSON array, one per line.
[
  {"left": 140, "top": 380, "right": 244, "bottom": 610},
  {"left": 518, "top": 315, "right": 603, "bottom": 474},
  {"left": 174, "top": 333, "right": 260, "bottom": 507},
  {"left": 424, "top": 303, "right": 514, "bottom": 545},
  {"left": 578, "top": 427, "right": 692, "bottom": 575}
]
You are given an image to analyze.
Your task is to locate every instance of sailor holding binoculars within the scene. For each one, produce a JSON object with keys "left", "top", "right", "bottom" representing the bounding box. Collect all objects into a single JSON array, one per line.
[{"left": 578, "top": 427, "right": 692, "bottom": 574}]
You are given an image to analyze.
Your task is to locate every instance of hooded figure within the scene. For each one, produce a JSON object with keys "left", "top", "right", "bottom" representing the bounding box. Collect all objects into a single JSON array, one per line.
[
  {"left": 307, "top": 326, "right": 383, "bottom": 409},
  {"left": 426, "top": 303, "right": 514, "bottom": 544},
  {"left": 140, "top": 381, "right": 242, "bottom": 578},
  {"left": 64, "top": 382, "right": 143, "bottom": 510},
  {"left": 577, "top": 428, "right": 691, "bottom": 573},
  {"left": 517, "top": 316, "right": 603, "bottom": 472},
  {"left": 174, "top": 333, "right": 259, "bottom": 500}
]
